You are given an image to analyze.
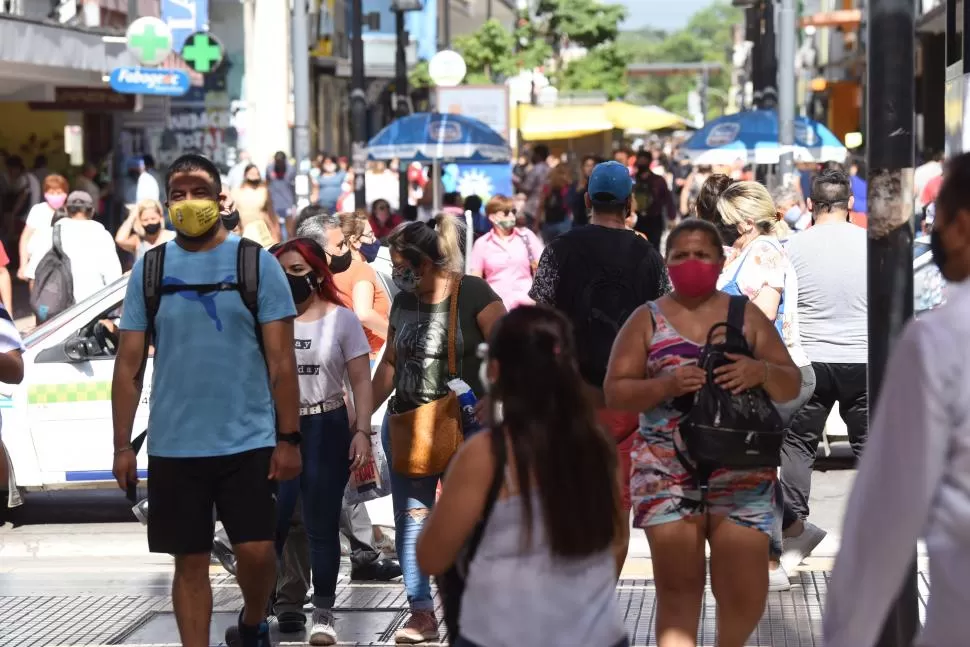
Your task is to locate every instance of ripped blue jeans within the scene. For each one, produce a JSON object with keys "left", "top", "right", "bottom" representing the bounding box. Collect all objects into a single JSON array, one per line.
[{"left": 381, "top": 412, "right": 439, "bottom": 611}]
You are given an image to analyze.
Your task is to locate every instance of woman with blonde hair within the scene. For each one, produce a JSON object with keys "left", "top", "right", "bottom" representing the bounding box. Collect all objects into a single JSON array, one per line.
[
  {"left": 715, "top": 181, "right": 820, "bottom": 592},
  {"left": 116, "top": 199, "right": 176, "bottom": 263},
  {"left": 371, "top": 214, "right": 506, "bottom": 643},
  {"left": 538, "top": 163, "right": 574, "bottom": 241}
]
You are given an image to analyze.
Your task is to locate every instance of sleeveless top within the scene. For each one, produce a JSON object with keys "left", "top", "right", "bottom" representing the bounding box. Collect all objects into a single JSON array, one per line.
[
  {"left": 460, "top": 490, "right": 626, "bottom": 647},
  {"left": 316, "top": 172, "right": 345, "bottom": 212}
]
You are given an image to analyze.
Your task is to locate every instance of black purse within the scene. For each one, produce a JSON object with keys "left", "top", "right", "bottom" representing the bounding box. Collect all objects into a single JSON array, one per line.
[
  {"left": 676, "top": 296, "right": 784, "bottom": 501},
  {"left": 438, "top": 428, "right": 507, "bottom": 642}
]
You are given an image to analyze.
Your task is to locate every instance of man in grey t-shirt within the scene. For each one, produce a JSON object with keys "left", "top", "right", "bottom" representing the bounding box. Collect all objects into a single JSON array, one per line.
[{"left": 781, "top": 167, "right": 869, "bottom": 523}]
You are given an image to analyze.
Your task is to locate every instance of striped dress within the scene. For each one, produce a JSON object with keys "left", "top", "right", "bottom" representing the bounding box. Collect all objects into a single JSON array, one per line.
[{"left": 630, "top": 301, "right": 778, "bottom": 535}]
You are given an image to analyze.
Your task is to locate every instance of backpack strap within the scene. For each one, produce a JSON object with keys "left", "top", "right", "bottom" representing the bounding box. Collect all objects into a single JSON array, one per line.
[
  {"left": 52, "top": 224, "right": 64, "bottom": 257},
  {"left": 137, "top": 243, "right": 167, "bottom": 384},
  {"left": 236, "top": 237, "right": 263, "bottom": 358},
  {"left": 727, "top": 294, "right": 748, "bottom": 331},
  {"left": 236, "top": 237, "right": 262, "bottom": 320}
]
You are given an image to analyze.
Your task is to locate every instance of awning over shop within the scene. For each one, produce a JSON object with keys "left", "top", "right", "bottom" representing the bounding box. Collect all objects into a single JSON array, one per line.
[
  {"left": 604, "top": 101, "right": 691, "bottom": 132},
  {"left": 515, "top": 102, "right": 691, "bottom": 141},
  {"left": 0, "top": 15, "right": 136, "bottom": 93},
  {"left": 516, "top": 105, "right": 616, "bottom": 141}
]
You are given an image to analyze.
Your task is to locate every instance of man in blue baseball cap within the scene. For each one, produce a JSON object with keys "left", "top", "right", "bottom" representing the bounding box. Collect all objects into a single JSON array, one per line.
[{"left": 529, "top": 159, "right": 669, "bottom": 578}]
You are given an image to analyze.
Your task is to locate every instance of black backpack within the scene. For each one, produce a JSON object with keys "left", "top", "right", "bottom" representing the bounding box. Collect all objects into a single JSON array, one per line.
[
  {"left": 129, "top": 237, "right": 264, "bottom": 451},
  {"left": 438, "top": 427, "right": 507, "bottom": 641},
  {"left": 543, "top": 187, "right": 568, "bottom": 223},
  {"left": 676, "top": 295, "right": 784, "bottom": 503},
  {"left": 31, "top": 225, "right": 75, "bottom": 322}
]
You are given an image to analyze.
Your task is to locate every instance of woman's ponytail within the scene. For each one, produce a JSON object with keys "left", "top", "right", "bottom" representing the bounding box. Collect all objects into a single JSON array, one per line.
[{"left": 433, "top": 212, "right": 465, "bottom": 273}]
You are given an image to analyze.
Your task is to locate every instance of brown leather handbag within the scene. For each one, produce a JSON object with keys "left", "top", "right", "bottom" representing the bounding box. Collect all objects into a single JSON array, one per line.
[{"left": 388, "top": 278, "right": 464, "bottom": 477}]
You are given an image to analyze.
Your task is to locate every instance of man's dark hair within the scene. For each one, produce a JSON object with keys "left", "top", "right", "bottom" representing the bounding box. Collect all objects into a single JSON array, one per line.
[
  {"left": 142, "top": 154, "right": 156, "bottom": 169},
  {"left": 938, "top": 153, "right": 970, "bottom": 219},
  {"left": 443, "top": 191, "right": 462, "bottom": 207},
  {"left": 533, "top": 144, "right": 550, "bottom": 162},
  {"left": 463, "top": 194, "right": 483, "bottom": 214},
  {"left": 274, "top": 151, "right": 287, "bottom": 164},
  {"left": 165, "top": 153, "right": 222, "bottom": 195},
  {"left": 33, "top": 155, "right": 47, "bottom": 169},
  {"left": 811, "top": 167, "right": 852, "bottom": 212},
  {"left": 5, "top": 155, "right": 24, "bottom": 171}
]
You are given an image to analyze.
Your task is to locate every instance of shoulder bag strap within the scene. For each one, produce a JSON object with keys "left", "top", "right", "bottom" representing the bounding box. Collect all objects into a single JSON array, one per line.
[
  {"left": 515, "top": 230, "right": 536, "bottom": 276},
  {"left": 446, "top": 275, "right": 462, "bottom": 379},
  {"left": 726, "top": 294, "right": 749, "bottom": 348}
]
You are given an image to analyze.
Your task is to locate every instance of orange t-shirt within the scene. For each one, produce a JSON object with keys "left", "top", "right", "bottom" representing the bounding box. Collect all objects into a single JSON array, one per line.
[{"left": 333, "top": 258, "right": 390, "bottom": 355}]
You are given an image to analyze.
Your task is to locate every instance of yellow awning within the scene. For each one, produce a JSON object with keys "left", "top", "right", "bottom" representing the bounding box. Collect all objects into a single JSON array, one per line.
[
  {"left": 517, "top": 105, "right": 615, "bottom": 141},
  {"left": 604, "top": 101, "right": 690, "bottom": 132}
]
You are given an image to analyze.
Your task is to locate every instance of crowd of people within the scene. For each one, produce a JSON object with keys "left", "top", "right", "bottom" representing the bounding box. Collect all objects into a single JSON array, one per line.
[{"left": 0, "top": 135, "right": 953, "bottom": 647}]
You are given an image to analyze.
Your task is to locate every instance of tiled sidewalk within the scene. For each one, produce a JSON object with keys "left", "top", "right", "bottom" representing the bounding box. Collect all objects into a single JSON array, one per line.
[{"left": 0, "top": 570, "right": 931, "bottom": 647}]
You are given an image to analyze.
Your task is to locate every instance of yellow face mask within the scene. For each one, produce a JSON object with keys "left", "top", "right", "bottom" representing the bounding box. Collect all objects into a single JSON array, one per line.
[{"left": 169, "top": 199, "right": 221, "bottom": 237}]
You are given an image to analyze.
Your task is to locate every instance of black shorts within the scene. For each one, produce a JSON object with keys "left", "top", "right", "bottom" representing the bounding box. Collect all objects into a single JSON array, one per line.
[{"left": 147, "top": 447, "right": 277, "bottom": 555}]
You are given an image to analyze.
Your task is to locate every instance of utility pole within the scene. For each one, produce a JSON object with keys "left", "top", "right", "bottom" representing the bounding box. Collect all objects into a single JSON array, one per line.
[
  {"left": 760, "top": 0, "right": 778, "bottom": 108},
  {"left": 395, "top": 7, "right": 409, "bottom": 216},
  {"left": 867, "top": 0, "right": 918, "bottom": 642},
  {"left": 350, "top": 0, "right": 368, "bottom": 210},
  {"left": 778, "top": 0, "right": 796, "bottom": 184},
  {"left": 292, "top": 0, "right": 312, "bottom": 212}
]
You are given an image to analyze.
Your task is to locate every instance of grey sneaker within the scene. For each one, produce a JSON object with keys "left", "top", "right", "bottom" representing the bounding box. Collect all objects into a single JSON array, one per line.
[
  {"left": 769, "top": 564, "right": 791, "bottom": 592},
  {"left": 309, "top": 608, "right": 337, "bottom": 646},
  {"left": 780, "top": 521, "right": 827, "bottom": 574}
]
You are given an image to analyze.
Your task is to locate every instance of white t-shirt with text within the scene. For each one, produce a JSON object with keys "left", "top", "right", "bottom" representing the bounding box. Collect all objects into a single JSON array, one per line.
[{"left": 294, "top": 306, "right": 370, "bottom": 406}]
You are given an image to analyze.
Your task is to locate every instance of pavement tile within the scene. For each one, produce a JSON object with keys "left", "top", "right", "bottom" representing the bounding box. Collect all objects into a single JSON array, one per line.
[{"left": 0, "top": 571, "right": 929, "bottom": 647}]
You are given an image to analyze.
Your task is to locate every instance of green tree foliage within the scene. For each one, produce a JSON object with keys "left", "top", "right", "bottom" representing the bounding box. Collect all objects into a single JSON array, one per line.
[
  {"left": 624, "top": 2, "right": 741, "bottom": 117},
  {"left": 453, "top": 19, "right": 519, "bottom": 84},
  {"left": 558, "top": 42, "right": 629, "bottom": 99},
  {"left": 537, "top": 0, "right": 626, "bottom": 51}
]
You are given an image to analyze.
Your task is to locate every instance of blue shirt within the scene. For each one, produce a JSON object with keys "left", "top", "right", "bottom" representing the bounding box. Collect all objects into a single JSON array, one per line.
[
  {"left": 120, "top": 236, "right": 297, "bottom": 458},
  {"left": 850, "top": 175, "right": 868, "bottom": 213}
]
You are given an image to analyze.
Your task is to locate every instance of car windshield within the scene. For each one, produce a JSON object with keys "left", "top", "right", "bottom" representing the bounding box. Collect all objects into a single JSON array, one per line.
[{"left": 23, "top": 274, "right": 130, "bottom": 349}]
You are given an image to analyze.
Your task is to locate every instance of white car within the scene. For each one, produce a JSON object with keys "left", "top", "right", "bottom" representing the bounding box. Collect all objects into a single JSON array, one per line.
[{"left": 3, "top": 248, "right": 398, "bottom": 504}]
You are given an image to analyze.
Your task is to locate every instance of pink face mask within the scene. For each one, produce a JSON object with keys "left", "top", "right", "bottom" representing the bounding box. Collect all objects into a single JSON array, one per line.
[{"left": 45, "top": 193, "right": 66, "bottom": 209}]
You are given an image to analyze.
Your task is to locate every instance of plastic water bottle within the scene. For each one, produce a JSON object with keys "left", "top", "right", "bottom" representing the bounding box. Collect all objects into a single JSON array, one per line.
[{"left": 448, "top": 378, "right": 483, "bottom": 439}]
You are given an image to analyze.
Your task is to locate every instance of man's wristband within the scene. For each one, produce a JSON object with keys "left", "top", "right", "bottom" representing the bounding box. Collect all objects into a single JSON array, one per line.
[
  {"left": 276, "top": 431, "right": 303, "bottom": 446},
  {"left": 114, "top": 444, "right": 134, "bottom": 456}
]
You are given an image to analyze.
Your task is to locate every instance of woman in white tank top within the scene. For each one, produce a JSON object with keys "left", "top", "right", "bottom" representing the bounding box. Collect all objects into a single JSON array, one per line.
[{"left": 416, "top": 306, "right": 628, "bottom": 647}]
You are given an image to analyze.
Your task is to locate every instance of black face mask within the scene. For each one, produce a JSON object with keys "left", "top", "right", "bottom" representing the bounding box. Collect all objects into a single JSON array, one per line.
[
  {"left": 286, "top": 272, "right": 317, "bottom": 304},
  {"left": 718, "top": 222, "right": 741, "bottom": 247},
  {"left": 329, "top": 249, "right": 352, "bottom": 274},
  {"left": 143, "top": 223, "right": 162, "bottom": 235},
  {"left": 221, "top": 210, "right": 240, "bottom": 231},
  {"left": 245, "top": 178, "right": 260, "bottom": 187}
]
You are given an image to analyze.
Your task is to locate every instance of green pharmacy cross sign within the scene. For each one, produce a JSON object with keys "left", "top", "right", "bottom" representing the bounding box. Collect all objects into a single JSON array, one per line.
[
  {"left": 181, "top": 32, "right": 225, "bottom": 75},
  {"left": 126, "top": 17, "right": 174, "bottom": 67}
]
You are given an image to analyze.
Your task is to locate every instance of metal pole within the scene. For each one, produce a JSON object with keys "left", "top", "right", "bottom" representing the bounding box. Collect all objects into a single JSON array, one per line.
[
  {"left": 395, "top": 9, "right": 409, "bottom": 217},
  {"left": 486, "top": 0, "right": 492, "bottom": 20},
  {"left": 760, "top": 0, "right": 778, "bottom": 109},
  {"left": 292, "top": 0, "right": 312, "bottom": 212},
  {"left": 351, "top": 0, "right": 368, "bottom": 210},
  {"left": 699, "top": 67, "right": 709, "bottom": 126},
  {"left": 867, "top": 0, "right": 918, "bottom": 640},
  {"left": 128, "top": 0, "right": 137, "bottom": 20},
  {"left": 778, "top": 0, "right": 796, "bottom": 183},
  {"left": 442, "top": 0, "right": 451, "bottom": 48},
  {"left": 749, "top": 4, "right": 764, "bottom": 108}
]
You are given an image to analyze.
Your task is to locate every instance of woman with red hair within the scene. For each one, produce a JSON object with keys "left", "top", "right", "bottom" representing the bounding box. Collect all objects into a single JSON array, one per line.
[
  {"left": 271, "top": 237, "right": 374, "bottom": 646},
  {"left": 19, "top": 173, "right": 69, "bottom": 281}
]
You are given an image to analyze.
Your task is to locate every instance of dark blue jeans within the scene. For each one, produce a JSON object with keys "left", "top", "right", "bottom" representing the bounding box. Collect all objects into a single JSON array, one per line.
[{"left": 276, "top": 407, "right": 351, "bottom": 609}]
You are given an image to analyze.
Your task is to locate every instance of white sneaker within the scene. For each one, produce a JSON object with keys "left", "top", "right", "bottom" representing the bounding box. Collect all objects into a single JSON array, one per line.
[
  {"left": 769, "top": 564, "right": 791, "bottom": 591},
  {"left": 309, "top": 609, "right": 337, "bottom": 646},
  {"left": 780, "top": 521, "right": 827, "bottom": 574}
]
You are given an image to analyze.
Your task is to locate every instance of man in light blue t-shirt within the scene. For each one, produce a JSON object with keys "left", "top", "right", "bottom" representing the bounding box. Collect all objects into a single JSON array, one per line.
[{"left": 111, "top": 153, "right": 301, "bottom": 647}]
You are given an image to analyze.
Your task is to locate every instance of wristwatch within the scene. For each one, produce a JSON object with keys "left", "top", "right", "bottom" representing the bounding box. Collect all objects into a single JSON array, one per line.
[{"left": 276, "top": 431, "right": 303, "bottom": 446}]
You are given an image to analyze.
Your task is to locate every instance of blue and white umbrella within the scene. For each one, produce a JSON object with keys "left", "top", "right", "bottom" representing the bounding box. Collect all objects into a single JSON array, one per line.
[
  {"left": 683, "top": 109, "right": 847, "bottom": 165},
  {"left": 367, "top": 112, "right": 511, "bottom": 162}
]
